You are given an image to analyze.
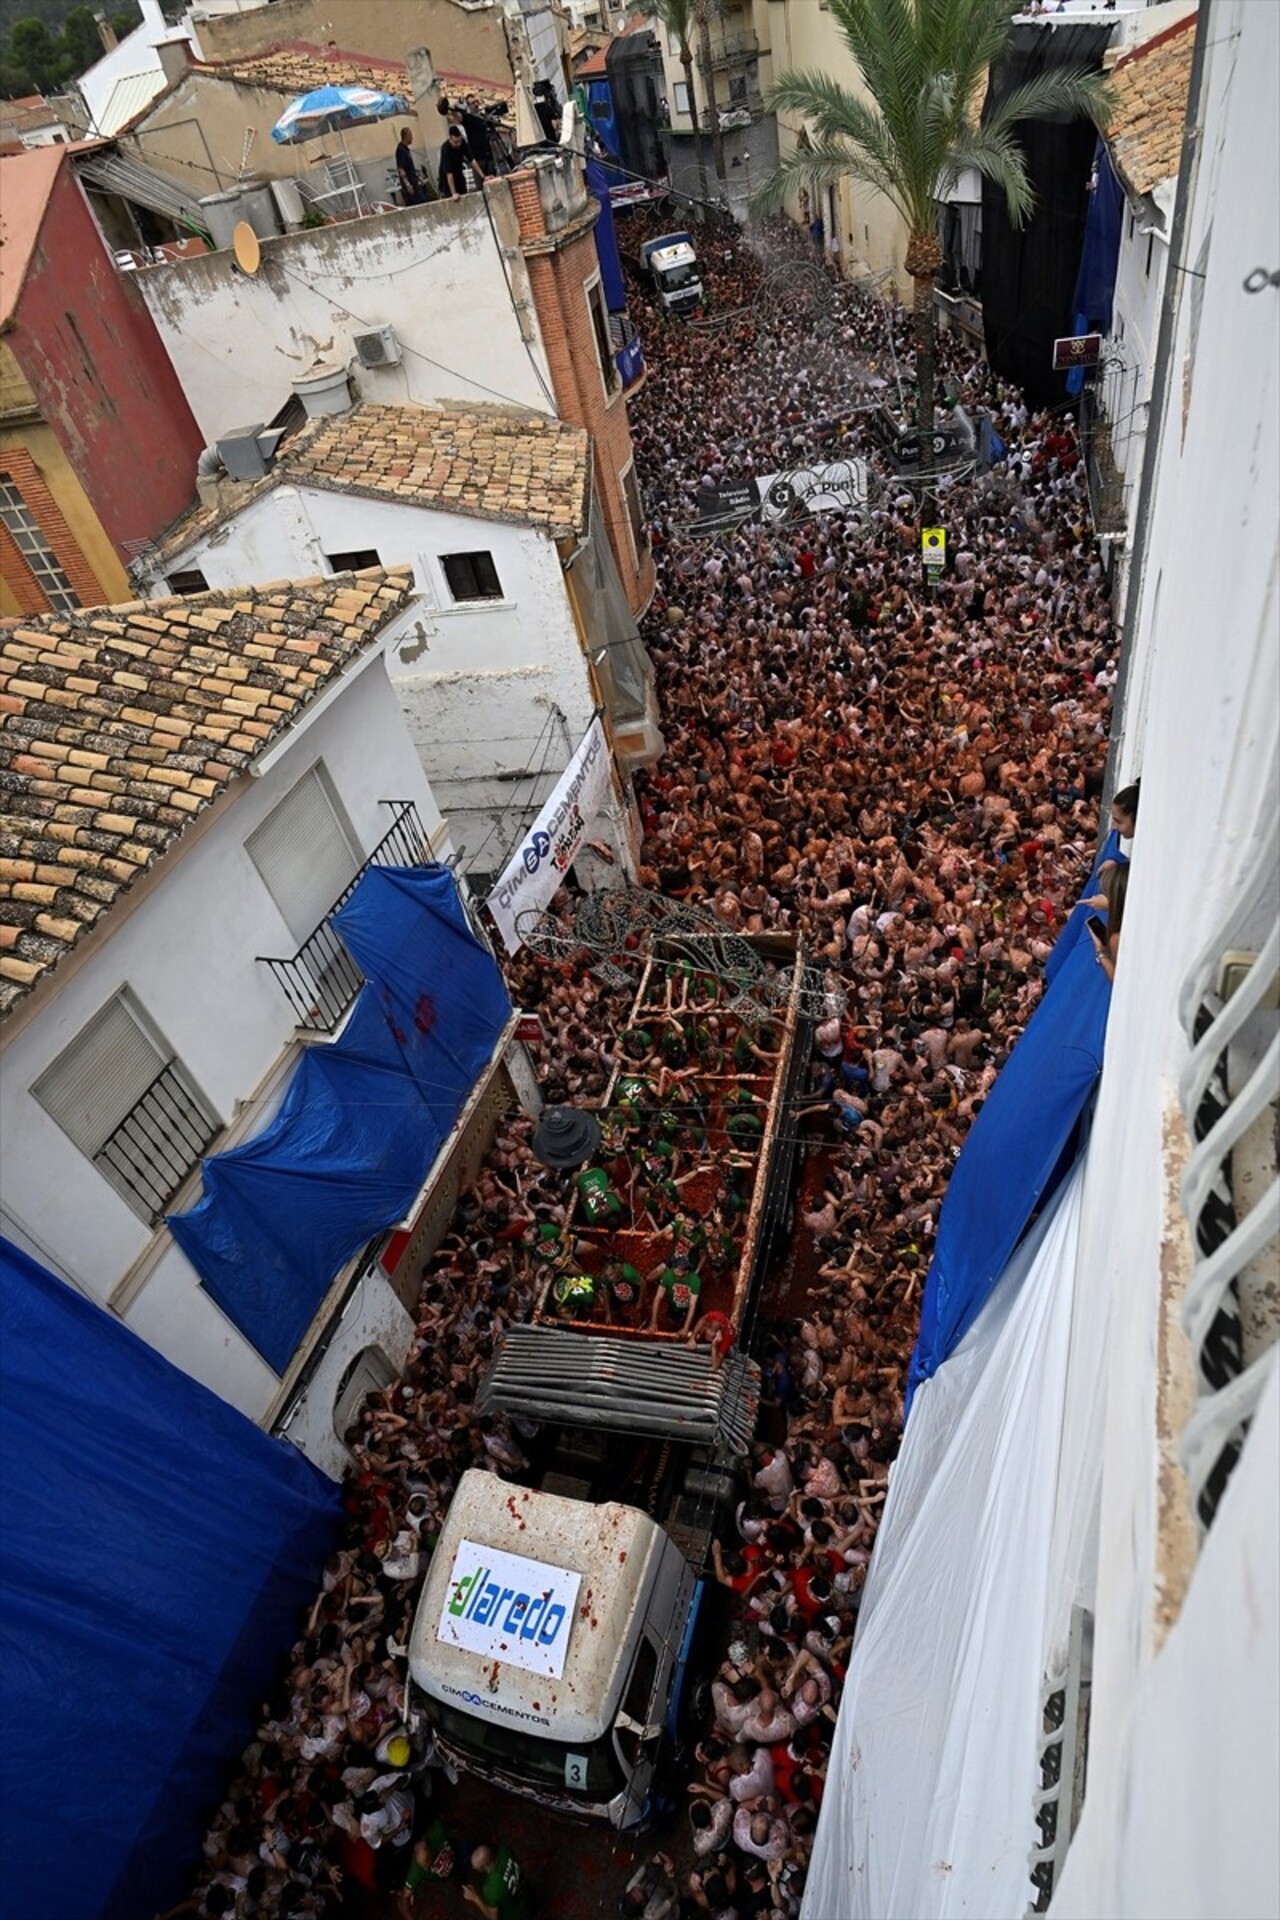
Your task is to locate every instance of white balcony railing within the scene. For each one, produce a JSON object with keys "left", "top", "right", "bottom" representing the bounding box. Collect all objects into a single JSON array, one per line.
[{"left": 1175, "top": 819, "right": 1280, "bottom": 1531}]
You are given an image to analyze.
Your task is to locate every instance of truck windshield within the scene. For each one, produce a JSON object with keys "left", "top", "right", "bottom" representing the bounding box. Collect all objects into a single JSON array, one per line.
[
  {"left": 660, "top": 263, "right": 699, "bottom": 292},
  {"left": 429, "top": 1699, "right": 626, "bottom": 1800}
]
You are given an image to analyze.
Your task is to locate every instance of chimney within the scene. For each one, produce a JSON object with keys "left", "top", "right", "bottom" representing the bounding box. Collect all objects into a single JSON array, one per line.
[
  {"left": 404, "top": 46, "right": 438, "bottom": 111},
  {"left": 93, "top": 10, "right": 117, "bottom": 53},
  {"left": 156, "top": 37, "right": 194, "bottom": 86}
]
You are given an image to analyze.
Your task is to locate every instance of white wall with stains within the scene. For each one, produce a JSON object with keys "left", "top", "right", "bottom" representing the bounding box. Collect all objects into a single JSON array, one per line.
[{"left": 136, "top": 190, "right": 554, "bottom": 447}]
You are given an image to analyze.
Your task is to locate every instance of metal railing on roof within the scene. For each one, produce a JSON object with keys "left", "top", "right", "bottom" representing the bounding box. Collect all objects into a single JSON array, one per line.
[{"left": 76, "top": 148, "right": 211, "bottom": 240}]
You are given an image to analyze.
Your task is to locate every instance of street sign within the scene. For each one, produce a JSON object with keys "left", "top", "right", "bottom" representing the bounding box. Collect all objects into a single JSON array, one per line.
[
  {"left": 922, "top": 527, "right": 946, "bottom": 569},
  {"left": 1052, "top": 332, "right": 1102, "bottom": 370}
]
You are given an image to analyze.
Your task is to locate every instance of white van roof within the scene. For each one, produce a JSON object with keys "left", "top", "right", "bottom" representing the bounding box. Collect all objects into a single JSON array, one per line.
[
  {"left": 409, "top": 1470, "right": 666, "bottom": 1745},
  {"left": 651, "top": 242, "right": 696, "bottom": 270}
]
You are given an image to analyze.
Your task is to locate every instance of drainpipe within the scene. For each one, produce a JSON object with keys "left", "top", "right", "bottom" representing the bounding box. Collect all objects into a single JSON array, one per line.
[{"left": 1100, "top": 0, "right": 1212, "bottom": 817}]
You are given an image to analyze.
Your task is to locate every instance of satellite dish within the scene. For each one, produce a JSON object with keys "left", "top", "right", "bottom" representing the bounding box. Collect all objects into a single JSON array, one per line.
[{"left": 232, "top": 221, "right": 261, "bottom": 275}]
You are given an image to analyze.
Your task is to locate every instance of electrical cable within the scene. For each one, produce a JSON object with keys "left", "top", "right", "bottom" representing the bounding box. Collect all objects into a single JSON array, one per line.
[{"left": 461, "top": 704, "right": 565, "bottom": 879}]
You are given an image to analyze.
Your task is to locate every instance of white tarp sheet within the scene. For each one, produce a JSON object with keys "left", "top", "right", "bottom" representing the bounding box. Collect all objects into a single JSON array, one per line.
[{"left": 802, "top": 1161, "right": 1086, "bottom": 1920}]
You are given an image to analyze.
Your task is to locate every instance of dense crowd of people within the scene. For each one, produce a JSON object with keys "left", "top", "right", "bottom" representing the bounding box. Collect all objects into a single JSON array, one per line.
[{"left": 174, "top": 216, "right": 1113, "bottom": 1918}]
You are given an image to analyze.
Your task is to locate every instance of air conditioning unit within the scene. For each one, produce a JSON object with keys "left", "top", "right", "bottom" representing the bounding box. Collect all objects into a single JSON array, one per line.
[{"left": 353, "top": 324, "right": 402, "bottom": 370}]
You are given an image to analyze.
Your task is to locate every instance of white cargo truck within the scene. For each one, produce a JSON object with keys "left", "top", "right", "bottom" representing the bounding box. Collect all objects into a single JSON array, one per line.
[
  {"left": 409, "top": 1470, "right": 702, "bottom": 1828},
  {"left": 407, "top": 934, "right": 809, "bottom": 1829}
]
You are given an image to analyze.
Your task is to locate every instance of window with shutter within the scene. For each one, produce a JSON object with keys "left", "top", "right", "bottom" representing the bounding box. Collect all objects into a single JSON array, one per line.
[
  {"left": 246, "top": 765, "right": 361, "bottom": 945},
  {"left": 33, "top": 990, "right": 219, "bottom": 1223}
]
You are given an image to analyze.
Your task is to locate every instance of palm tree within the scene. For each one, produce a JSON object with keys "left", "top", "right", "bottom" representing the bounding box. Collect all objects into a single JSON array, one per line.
[
  {"left": 758, "top": 0, "right": 1111, "bottom": 463},
  {"left": 696, "top": 0, "right": 727, "bottom": 193},
  {"left": 651, "top": 0, "right": 710, "bottom": 208}
]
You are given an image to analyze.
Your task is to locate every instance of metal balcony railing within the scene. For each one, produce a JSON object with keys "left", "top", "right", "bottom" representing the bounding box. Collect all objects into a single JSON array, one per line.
[
  {"left": 96, "top": 1063, "right": 220, "bottom": 1224},
  {"left": 1081, "top": 386, "right": 1127, "bottom": 537},
  {"left": 710, "top": 29, "right": 759, "bottom": 68},
  {"left": 258, "top": 801, "right": 433, "bottom": 1034},
  {"left": 1175, "top": 818, "right": 1280, "bottom": 1533}
]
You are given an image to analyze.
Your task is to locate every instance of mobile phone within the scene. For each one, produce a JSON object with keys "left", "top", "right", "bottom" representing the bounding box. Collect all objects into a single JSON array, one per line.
[{"left": 1086, "top": 915, "right": 1108, "bottom": 944}]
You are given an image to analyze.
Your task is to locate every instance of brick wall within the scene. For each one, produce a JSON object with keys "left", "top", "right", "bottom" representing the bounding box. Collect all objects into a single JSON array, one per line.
[
  {"left": 510, "top": 168, "right": 656, "bottom": 617},
  {"left": 0, "top": 445, "right": 106, "bottom": 611}
]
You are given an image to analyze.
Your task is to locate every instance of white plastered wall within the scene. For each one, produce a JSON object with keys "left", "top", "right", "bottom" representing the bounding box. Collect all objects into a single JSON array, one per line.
[
  {"left": 1046, "top": 0, "right": 1279, "bottom": 1908},
  {"left": 136, "top": 190, "right": 553, "bottom": 444},
  {"left": 0, "top": 658, "right": 446, "bottom": 1418},
  {"left": 163, "top": 486, "right": 611, "bottom": 871}
]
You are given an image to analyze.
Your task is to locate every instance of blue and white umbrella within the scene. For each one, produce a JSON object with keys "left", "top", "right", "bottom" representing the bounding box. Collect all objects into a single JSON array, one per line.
[{"left": 270, "top": 83, "right": 411, "bottom": 145}]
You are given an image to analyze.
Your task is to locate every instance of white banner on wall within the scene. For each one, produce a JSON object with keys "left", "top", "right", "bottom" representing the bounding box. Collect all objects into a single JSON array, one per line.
[{"left": 485, "top": 716, "right": 610, "bottom": 954}]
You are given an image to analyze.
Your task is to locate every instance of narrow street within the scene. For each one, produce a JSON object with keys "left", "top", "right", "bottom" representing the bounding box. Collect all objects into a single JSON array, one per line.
[{"left": 331, "top": 223, "right": 1116, "bottom": 1918}]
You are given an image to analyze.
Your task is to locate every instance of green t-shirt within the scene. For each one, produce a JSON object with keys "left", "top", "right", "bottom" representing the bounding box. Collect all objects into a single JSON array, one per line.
[
  {"left": 405, "top": 1819, "right": 454, "bottom": 1887},
  {"left": 659, "top": 1266, "right": 702, "bottom": 1310},
  {"left": 576, "top": 1165, "right": 622, "bottom": 1223},
  {"left": 527, "top": 1222, "right": 566, "bottom": 1264},
  {"left": 603, "top": 1260, "right": 643, "bottom": 1305},
  {"left": 552, "top": 1271, "right": 595, "bottom": 1313},
  {"left": 481, "top": 1845, "right": 530, "bottom": 1920}
]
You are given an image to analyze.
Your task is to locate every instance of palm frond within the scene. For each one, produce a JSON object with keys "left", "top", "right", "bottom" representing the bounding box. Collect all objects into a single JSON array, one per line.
[
  {"left": 753, "top": 137, "right": 904, "bottom": 217},
  {"left": 948, "top": 121, "right": 1036, "bottom": 224},
  {"left": 983, "top": 67, "right": 1115, "bottom": 137}
]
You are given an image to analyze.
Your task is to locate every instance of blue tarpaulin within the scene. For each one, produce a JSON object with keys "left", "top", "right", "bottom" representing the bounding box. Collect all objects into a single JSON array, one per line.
[
  {"left": 1044, "top": 827, "right": 1125, "bottom": 989},
  {"left": 170, "top": 867, "right": 509, "bottom": 1373},
  {"left": 0, "top": 1237, "right": 341, "bottom": 1920},
  {"left": 907, "top": 933, "right": 1112, "bottom": 1406},
  {"left": 587, "top": 158, "right": 628, "bottom": 313},
  {"left": 1066, "top": 140, "right": 1124, "bottom": 394}
]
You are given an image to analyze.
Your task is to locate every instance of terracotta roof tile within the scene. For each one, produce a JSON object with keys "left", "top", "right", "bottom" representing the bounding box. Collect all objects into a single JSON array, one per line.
[
  {"left": 1105, "top": 11, "right": 1196, "bottom": 199},
  {"left": 0, "top": 568, "right": 414, "bottom": 1019},
  {"left": 158, "top": 403, "right": 590, "bottom": 563},
  {"left": 194, "top": 40, "right": 514, "bottom": 109}
]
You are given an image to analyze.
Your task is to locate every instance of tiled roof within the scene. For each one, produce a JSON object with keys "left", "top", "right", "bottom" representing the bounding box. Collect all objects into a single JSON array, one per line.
[
  {"left": 0, "top": 569, "right": 414, "bottom": 1018},
  {"left": 1104, "top": 11, "right": 1196, "bottom": 198},
  {"left": 0, "top": 145, "right": 64, "bottom": 327},
  {"left": 192, "top": 40, "right": 515, "bottom": 110},
  {"left": 284, "top": 403, "right": 589, "bottom": 537},
  {"left": 199, "top": 40, "right": 416, "bottom": 100},
  {"left": 157, "top": 403, "right": 589, "bottom": 563}
]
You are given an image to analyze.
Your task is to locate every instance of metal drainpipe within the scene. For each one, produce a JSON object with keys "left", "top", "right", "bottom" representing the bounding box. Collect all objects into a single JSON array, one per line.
[{"left": 1100, "top": 0, "right": 1213, "bottom": 821}]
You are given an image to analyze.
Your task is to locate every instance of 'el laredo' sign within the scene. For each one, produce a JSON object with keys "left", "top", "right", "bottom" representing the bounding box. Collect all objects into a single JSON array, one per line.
[
  {"left": 437, "top": 1539, "right": 583, "bottom": 1679},
  {"left": 485, "top": 717, "right": 611, "bottom": 954}
]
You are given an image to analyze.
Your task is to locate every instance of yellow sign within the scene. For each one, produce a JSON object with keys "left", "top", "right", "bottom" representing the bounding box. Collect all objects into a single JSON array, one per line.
[{"left": 922, "top": 526, "right": 946, "bottom": 566}]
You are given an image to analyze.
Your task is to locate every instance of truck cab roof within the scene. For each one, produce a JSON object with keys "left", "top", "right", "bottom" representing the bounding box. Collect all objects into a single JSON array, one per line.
[
  {"left": 650, "top": 242, "right": 697, "bottom": 272},
  {"left": 410, "top": 1470, "right": 667, "bottom": 1746}
]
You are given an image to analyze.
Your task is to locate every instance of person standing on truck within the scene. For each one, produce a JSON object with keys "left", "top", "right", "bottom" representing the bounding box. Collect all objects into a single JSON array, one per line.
[
  {"left": 649, "top": 1259, "right": 702, "bottom": 1332},
  {"left": 464, "top": 1842, "right": 531, "bottom": 1920}
]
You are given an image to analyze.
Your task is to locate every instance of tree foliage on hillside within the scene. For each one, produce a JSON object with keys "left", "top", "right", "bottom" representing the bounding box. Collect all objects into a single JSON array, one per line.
[{"left": 0, "top": 1, "right": 139, "bottom": 98}]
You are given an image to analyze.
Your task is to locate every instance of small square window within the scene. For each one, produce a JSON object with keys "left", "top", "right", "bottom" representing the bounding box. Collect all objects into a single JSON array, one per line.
[
  {"left": 166, "top": 567, "right": 209, "bottom": 596},
  {"left": 442, "top": 551, "right": 503, "bottom": 601},
  {"left": 587, "top": 278, "right": 620, "bottom": 399},
  {"left": 33, "top": 989, "right": 219, "bottom": 1223},
  {"left": 621, "top": 462, "right": 649, "bottom": 561},
  {"left": 325, "top": 549, "right": 381, "bottom": 573}
]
